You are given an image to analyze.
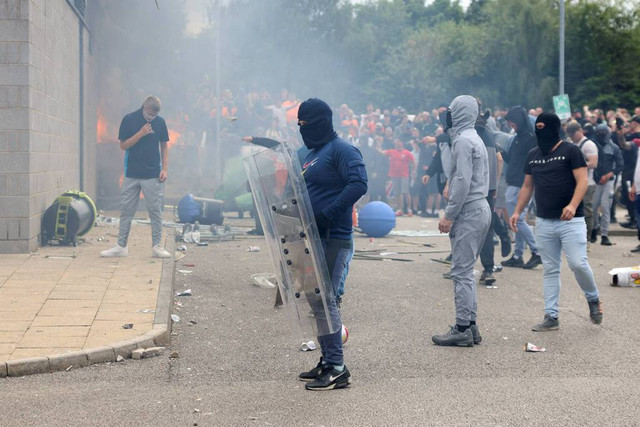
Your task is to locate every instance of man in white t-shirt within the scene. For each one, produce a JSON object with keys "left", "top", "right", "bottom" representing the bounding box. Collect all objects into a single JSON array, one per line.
[{"left": 567, "top": 121, "right": 598, "bottom": 241}]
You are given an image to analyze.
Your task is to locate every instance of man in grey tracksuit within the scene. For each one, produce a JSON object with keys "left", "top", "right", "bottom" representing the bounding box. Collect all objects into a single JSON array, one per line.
[{"left": 433, "top": 95, "right": 491, "bottom": 347}]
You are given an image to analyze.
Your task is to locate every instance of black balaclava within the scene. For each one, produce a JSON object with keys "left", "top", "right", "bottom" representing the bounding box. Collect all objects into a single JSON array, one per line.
[
  {"left": 534, "top": 113, "right": 561, "bottom": 155},
  {"left": 594, "top": 123, "right": 611, "bottom": 147},
  {"left": 297, "top": 98, "right": 338, "bottom": 150}
]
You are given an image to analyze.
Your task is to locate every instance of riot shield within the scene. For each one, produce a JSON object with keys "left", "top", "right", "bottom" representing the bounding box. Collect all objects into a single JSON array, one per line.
[{"left": 243, "top": 143, "right": 339, "bottom": 340}]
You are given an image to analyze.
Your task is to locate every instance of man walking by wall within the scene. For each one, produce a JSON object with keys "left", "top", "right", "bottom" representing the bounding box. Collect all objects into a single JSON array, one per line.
[
  {"left": 101, "top": 95, "right": 171, "bottom": 258},
  {"left": 510, "top": 113, "right": 602, "bottom": 331},
  {"left": 431, "top": 95, "right": 490, "bottom": 347}
]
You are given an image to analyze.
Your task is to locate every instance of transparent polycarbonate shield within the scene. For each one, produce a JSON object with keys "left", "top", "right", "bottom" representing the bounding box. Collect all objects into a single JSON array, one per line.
[{"left": 243, "top": 143, "right": 339, "bottom": 340}]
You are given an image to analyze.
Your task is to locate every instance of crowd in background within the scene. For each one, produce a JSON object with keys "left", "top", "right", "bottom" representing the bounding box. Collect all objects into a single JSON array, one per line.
[{"left": 166, "top": 80, "right": 640, "bottom": 255}]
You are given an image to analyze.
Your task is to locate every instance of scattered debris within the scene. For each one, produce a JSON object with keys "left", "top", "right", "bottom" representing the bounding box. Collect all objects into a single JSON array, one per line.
[
  {"left": 609, "top": 266, "right": 640, "bottom": 287},
  {"left": 188, "top": 320, "right": 197, "bottom": 325},
  {"left": 252, "top": 273, "right": 277, "bottom": 289},
  {"left": 65, "top": 365, "right": 73, "bottom": 372},
  {"left": 176, "top": 289, "right": 193, "bottom": 297},
  {"left": 524, "top": 342, "right": 546, "bottom": 352},
  {"left": 300, "top": 340, "right": 317, "bottom": 351},
  {"left": 177, "top": 245, "right": 188, "bottom": 251},
  {"left": 132, "top": 346, "right": 165, "bottom": 360},
  {"left": 148, "top": 279, "right": 153, "bottom": 284},
  {"left": 183, "top": 263, "right": 196, "bottom": 267},
  {"left": 45, "top": 255, "right": 77, "bottom": 259},
  {"left": 171, "top": 314, "right": 181, "bottom": 323},
  {"left": 136, "top": 309, "right": 155, "bottom": 314},
  {"left": 197, "top": 242, "right": 209, "bottom": 246},
  {"left": 247, "top": 246, "right": 260, "bottom": 252},
  {"left": 122, "top": 323, "right": 133, "bottom": 329},
  {"left": 178, "top": 269, "right": 193, "bottom": 274},
  {"left": 485, "top": 286, "right": 499, "bottom": 289},
  {"left": 170, "top": 351, "right": 180, "bottom": 359},
  {"left": 116, "top": 355, "right": 125, "bottom": 362},
  {"left": 175, "top": 252, "right": 186, "bottom": 261}
]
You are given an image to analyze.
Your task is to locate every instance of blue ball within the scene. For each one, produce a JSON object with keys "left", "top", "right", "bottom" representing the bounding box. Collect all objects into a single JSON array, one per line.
[{"left": 358, "top": 201, "right": 396, "bottom": 237}]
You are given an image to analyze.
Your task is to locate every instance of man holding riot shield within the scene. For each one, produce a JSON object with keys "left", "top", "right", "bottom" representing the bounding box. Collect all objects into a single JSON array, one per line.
[{"left": 243, "top": 98, "right": 367, "bottom": 390}]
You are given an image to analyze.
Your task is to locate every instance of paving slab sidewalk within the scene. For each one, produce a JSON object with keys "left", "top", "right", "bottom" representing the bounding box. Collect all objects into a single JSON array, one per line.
[{"left": 0, "top": 218, "right": 174, "bottom": 377}]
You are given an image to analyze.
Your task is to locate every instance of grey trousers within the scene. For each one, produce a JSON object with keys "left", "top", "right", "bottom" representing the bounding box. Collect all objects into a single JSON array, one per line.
[
  {"left": 118, "top": 177, "right": 164, "bottom": 248},
  {"left": 592, "top": 180, "right": 613, "bottom": 237},
  {"left": 450, "top": 203, "right": 491, "bottom": 327},
  {"left": 583, "top": 185, "right": 596, "bottom": 239}
]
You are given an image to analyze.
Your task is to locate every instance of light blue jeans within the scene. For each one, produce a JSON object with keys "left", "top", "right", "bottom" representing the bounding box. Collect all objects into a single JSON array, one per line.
[
  {"left": 506, "top": 185, "right": 537, "bottom": 258},
  {"left": 535, "top": 217, "right": 600, "bottom": 318}
]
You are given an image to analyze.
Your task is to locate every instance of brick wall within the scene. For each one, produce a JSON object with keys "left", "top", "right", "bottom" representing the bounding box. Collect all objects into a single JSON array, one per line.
[{"left": 0, "top": 0, "right": 96, "bottom": 253}]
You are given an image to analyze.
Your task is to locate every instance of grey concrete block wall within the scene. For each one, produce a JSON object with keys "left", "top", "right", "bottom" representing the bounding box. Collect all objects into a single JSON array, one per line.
[{"left": 0, "top": 0, "right": 96, "bottom": 253}]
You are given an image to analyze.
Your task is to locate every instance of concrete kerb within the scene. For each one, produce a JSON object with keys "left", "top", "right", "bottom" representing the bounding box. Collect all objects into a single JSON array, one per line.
[{"left": 3, "top": 232, "right": 177, "bottom": 377}]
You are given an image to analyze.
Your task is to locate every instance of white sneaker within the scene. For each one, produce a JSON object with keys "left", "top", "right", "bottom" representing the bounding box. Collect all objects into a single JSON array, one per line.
[
  {"left": 101, "top": 245, "right": 128, "bottom": 257},
  {"left": 152, "top": 245, "right": 171, "bottom": 259}
]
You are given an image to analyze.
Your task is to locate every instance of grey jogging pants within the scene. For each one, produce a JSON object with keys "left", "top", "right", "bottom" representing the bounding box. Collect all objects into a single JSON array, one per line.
[
  {"left": 118, "top": 177, "right": 163, "bottom": 248},
  {"left": 449, "top": 203, "right": 491, "bottom": 327}
]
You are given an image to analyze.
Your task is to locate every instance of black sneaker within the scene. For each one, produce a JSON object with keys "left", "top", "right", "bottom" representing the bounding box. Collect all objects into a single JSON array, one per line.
[
  {"left": 469, "top": 325, "right": 482, "bottom": 344},
  {"left": 588, "top": 299, "right": 603, "bottom": 324},
  {"left": 631, "top": 244, "right": 640, "bottom": 253},
  {"left": 432, "top": 326, "right": 473, "bottom": 347},
  {"left": 500, "top": 235, "right": 512, "bottom": 257},
  {"left": 305, "top": 365, "right": 351, "bottom": 390},
  {"left": 532, "top": 315, "right": 559, "bottom": 332},
  {"left": 480, "top": 271, "right": 496, "bottom": 286},
  {"left": 443, "top": 253, "right": 452, "bottom": 264},
  {"left": 620, "top": 221, "right": 637, "bottom": 229},
  {"left": 590, "top": 228, "right": 599, "bottom": 243},
  {"left": 601, "top": 235, "right": 612, "bottom": 246},
  {"left": 502, "top": 256, "right": 524, "bottom": 268},
  {"left": 523, "top": 254, "right": 542, "bottom": 269},
  {"left": 299, "top": 357, "right": 325, "bottom": 382}
]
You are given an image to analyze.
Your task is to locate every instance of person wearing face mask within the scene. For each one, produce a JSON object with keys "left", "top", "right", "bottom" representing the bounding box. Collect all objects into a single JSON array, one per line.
[
  {"left": 500, "top": 106, "right": 542, "bottom": 269},
  {"left": 246, "top": 98, "right": 367, "bottom": 390},
  {"left": 509, "top": 113, "right": 603, "bottom": 332},
  {"left": 101, "top": 95, "right": 171, "bottom": 259},
  {"left": 591, "top": 123, "right": 624, "bottom": 245},
  {"left": 431, "top": 95, "right": 491, "bottom": 347}
]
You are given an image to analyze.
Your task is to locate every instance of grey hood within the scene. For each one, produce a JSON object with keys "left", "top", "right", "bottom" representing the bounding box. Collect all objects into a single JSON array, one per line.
[{"left": 449, "top": 95, "right": 479, "bottom": 137}]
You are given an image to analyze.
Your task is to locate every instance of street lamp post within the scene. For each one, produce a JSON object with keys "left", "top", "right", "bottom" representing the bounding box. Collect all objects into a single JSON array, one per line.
[{"left": 559, "top": 0, "right": 565, "bottom": 95}]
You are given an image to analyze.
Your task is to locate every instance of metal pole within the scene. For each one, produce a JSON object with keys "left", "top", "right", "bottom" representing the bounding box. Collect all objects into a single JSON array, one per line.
[
  {"left": 215, "top": 1, "right": 221, "bottom": 184},
  {"left": 559, "top": 0, "right": 565, "bottom": 95}
]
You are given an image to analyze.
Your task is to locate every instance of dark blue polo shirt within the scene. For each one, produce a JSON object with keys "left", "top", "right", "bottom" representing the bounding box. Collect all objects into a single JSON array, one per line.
[{"left": 118, "top": 107, "right": 169, "bottom": 179}]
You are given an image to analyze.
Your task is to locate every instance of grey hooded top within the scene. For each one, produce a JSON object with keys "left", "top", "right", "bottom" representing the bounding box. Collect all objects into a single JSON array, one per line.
[{"left": 444, "top": 95, "right": 490, "bottom": 221}]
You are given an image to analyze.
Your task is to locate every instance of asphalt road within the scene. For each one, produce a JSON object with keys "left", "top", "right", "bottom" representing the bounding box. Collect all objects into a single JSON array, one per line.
[{"left": 2, "top": 215, "right": 640, "bottom": 426}]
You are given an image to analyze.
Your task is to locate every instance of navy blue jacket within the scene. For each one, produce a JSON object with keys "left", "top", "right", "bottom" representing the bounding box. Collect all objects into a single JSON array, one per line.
[{"left": 302, "top": 137, "right": 368, "bottom": 240}]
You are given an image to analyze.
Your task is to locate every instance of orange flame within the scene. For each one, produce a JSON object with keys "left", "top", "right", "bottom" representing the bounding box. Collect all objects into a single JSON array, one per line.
[{"left": 97, "top": 107, "right": 110, "bottom": 143}]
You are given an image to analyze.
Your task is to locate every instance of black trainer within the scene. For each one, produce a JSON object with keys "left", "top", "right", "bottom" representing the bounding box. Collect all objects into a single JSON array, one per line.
[
  {"left": 523, "top": 254, "right": 542, "bottom": 269},
  {"left": 299, "top": 357, "right": 325, "bottom": 382},
  {"left": 590, "top": 228, "right": 599, "bottom": 243},
  {"left": 502, "top": 256, "right": 524, "bottom": 268},
  {"left": 432, "top": 326, "right": 473, "bottom": 347},
  {"left": 588, "top": 299, "right": 603, "bottom": 324},
  {"left": 631, "top": 244, "right": 640, "bottom": 253},
  {"left": 305, "top": 365, "right": 351, "bottom": 390},
  {"left": 532, "top": 315, "right": 559, "bottom": 332},
  {"left": 600, "top": 235, "right": 612, "bottom": 246},
  {"left": 480, "top": 271, "right": 496, "bottom": 286}
]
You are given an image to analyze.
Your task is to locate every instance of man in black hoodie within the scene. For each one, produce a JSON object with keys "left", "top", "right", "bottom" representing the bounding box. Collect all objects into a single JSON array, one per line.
[{"left": 500, "top": 107, "right": 541, "bottom": 269}]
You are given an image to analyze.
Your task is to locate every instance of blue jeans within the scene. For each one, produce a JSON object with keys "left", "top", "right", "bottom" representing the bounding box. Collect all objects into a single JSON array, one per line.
[
  {"left": 535, "top": 217, "right": 600, "bottom": 318},
  {"left": 337, "top": 237, "right": 355, "bottom": 297},
  {"left": 506, "top": 185, "right": 537, "bottom": 258},
  {"left": 315, "top": 238, "right": 352, "bottom": 366}
]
